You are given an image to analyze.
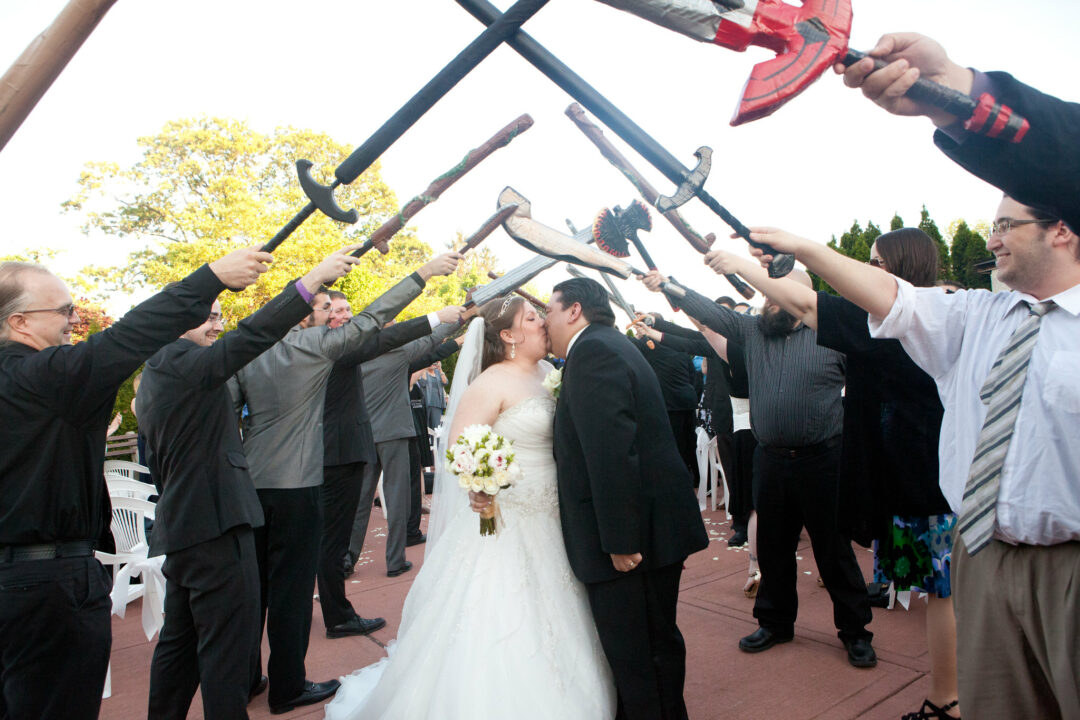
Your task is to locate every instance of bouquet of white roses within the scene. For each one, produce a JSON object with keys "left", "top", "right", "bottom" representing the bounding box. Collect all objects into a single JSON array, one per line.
[{"left": 446, "top": 424, "right": 523, "bottom": 535}]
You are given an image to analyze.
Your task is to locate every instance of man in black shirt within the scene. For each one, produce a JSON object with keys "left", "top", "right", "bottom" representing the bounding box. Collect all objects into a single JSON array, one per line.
[
  {"left": 0, "top": 247, "right": 271, "bottom": 720},
  {"left": 643, "top": 270, "right": 875, "bottom": 669}
]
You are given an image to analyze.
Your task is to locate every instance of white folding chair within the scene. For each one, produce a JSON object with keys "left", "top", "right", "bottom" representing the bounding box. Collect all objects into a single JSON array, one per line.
[
  {"left": 105, "top": 475, "right": 156, "bottom": 501},
  {"left": 94, "top": 497, "right": 165, "bottom": 640},
  {"left": 707, "top": 436, "right": 730, "bottom": 514},
  {"left": 695, "top": 427, "right": 711, "bottom": 512},
  {"left": 103, "top": 459, "right": 149, "bottom": 479}
]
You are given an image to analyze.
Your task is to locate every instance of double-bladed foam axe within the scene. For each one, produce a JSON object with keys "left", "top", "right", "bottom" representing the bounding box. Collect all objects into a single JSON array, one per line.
[
  {"left": 499, "top": 187, "right": 638, "bottom": 279},
  {"left": 259, "top": 0, "right": 549, "bottom": 254},
  {"left": 564, "top": 103, "right": 755, "bottom": 300},
  {"left": 596, "top": 0, "right": 1030, "bottom": 136},
  {"left": 456, "top": 0, "right": 796, "bottom": 279}
]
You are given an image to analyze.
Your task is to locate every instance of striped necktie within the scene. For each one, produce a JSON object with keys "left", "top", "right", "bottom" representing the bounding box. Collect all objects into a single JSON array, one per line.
[{"left": 959, "top": 300, "right": 1055, "bottom": 555}]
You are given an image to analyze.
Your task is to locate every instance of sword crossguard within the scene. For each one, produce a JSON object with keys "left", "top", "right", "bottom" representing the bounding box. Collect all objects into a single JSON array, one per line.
[
  {"left": 657, "top": 147, "right": 712, "bottom": 214},
  {"left": 296, "top": 159, "right": 360, "bottom": 225}
]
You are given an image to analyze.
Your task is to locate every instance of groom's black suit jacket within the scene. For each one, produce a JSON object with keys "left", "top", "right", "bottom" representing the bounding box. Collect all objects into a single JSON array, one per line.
[{"left": 553, "top": 324, "right": 709, "bottom": 584}]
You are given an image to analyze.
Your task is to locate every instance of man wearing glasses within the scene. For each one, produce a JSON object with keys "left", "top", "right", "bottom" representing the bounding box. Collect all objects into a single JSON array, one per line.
[
  {"left": 136, "top": 246, "right": 366, "bottom": 720},
  {"left": 0, "top": 247, "right": 272, "bottom": 720}
]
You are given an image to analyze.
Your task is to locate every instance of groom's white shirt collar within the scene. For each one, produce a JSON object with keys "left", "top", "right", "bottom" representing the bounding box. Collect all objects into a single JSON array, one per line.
[{"left": 564, "top": 323, "right": 590, "bottom": 360}]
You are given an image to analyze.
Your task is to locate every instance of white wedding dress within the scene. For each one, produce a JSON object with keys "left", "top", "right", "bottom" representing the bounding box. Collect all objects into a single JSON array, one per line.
[{"left": 324, "top": 393, "right": 616, "bottom": 720}]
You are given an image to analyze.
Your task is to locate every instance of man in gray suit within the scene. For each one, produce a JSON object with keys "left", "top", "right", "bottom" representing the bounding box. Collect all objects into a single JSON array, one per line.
[
  {"left": 228, "top": 252, "right": 462, "bottom": 714},
  {"left": 346, "top": 319, "right": 464, "bottom": 578}
]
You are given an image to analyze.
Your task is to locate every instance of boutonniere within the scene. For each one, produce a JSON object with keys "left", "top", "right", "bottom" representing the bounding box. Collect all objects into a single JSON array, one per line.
[{"left": 542, "top": 368, "right": 562, "bottom": 400}]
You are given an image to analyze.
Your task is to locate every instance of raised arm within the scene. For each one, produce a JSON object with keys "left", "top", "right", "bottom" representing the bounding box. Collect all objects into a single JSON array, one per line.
[
  {"left": 703, "top": 248, "right": 820, "bottom": 330},
  {"left": 640, "top": 270, "right": 753, "bottom": 342},
  {"left": 741, "top": 228, "right": 898, "bottom": 319}
]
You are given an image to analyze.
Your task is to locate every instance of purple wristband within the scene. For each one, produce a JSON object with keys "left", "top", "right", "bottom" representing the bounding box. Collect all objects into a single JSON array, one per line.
[{"left": 294, "top": 280, "right": 313, "bottom": 304}]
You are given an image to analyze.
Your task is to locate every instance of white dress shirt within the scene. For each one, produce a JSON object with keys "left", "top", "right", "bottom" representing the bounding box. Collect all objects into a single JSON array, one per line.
[{"left": 869, "top": 278, "right": 1080, "bottom": 545}]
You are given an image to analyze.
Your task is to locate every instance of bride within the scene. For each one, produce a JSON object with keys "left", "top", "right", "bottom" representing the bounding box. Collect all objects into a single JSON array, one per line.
[{"left": 324, "top": 295, "right": 616, "bottom": 720}]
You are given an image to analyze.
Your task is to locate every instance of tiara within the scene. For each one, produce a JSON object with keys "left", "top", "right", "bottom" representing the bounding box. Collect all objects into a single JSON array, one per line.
[{"left": 497, "top": 296, "right": 515, "bottom": 318}]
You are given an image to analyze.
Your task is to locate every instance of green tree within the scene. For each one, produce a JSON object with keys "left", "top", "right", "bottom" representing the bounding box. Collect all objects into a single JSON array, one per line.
[
  {"left": 948, "top": 219, "right": 993, "bottom": 289},
  {"left": 62, "top": 116, "right": 475, "bottom": 324},
  {"left": 889, "top": 213, "right": 904, "bottom": 231},
  {"left": 918, "top": 205, "right": 951, "bottom": 280}
]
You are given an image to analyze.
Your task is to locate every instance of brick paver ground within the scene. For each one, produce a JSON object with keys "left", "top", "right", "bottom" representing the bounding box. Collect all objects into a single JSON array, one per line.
[{"left": 102, "top": 504, "right": 933, "bottom": 719}]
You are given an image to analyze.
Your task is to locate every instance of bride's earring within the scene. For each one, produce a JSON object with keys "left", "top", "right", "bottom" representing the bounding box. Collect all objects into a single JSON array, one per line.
[{"left": 510, "top": 341, "right": 516, "bottom": 359}]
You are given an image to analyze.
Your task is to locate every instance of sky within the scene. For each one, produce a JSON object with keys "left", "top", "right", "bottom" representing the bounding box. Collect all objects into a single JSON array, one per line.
[{"left": 1, "top": 0, "right": 1076, "bottom": 317}]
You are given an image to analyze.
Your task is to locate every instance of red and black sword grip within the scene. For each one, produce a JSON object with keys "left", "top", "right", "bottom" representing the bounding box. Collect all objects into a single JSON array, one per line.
[{"left": 843, "top": 49, "right": 1029, "bottom": 141}]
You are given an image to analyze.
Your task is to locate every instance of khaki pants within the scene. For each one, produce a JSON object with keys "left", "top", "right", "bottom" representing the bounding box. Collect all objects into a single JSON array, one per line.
[{"left": 954, "top": 536, "right": 1080, "bottom": 719}]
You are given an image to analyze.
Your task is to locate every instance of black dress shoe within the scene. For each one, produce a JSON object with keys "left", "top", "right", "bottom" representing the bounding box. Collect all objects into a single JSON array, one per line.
[
  {"left": 248, "top": 675, "right": 268, "bottom": 703},
  {"left": 270, "top": 679, "right": 341, "bottom": 714},
  {"left": 387, "top": 560, "right": 413, "bottom": 577},
  {"left": 738, "top": 626, "right": 794, "bottom": 654},
  {"left": 728, "top": 529, "right": 749, "bottom": 547},
  {"left": 327, "top": 614, "right": 387, "bottom": 638},
  {"left": 342, "top": 553, "right": 355, "bottom": 577},
  {"left": 406, "top": 533, "right": 426, "bottom": 547},
  {"left": 843, "top": 637, "right": 877, "bottom": 668}
]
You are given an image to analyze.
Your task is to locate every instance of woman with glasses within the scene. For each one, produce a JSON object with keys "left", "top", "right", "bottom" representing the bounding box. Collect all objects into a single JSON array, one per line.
[{"left": 695, "top": 228, "right": 961, "bottom": 720}]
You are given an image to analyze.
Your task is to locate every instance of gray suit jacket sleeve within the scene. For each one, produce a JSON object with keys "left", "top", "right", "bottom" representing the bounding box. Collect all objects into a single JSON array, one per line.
[{"left": 291, "top": 273, "right": 426, "bottom": 361}]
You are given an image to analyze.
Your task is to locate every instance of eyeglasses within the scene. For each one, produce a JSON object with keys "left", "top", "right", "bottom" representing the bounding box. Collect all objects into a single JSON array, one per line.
[
  {"left": 866, "top": 257, "right": 885, "bottom": 268},
  {"left": 18, "top": 303, "right": 77, "bottom": 319},
  {"left": 990, "top": 217, "right": 1055, "bottom": 236},
  {"left": 207, "top": 312, "right": 226, "bottom": 324}
]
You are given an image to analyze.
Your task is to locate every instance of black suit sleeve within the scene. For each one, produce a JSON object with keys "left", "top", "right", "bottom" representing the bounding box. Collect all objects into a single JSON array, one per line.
[
  {"left": 933, "top": 71, "right": 1080, "bottom": 233},
  {"left": 565, "top": 338, "right": 641, "bottom": 554},
  {"left": 408, "top": 339, "right": 459, "bottom": 373},
  {"left": 337, "top": 315, "right": 432, "bottom": 368},
  {"left": 655, "top": 329, "right": 714, "bottom": 358},
  {"left": 21, "top": 264, "right": 225, "bottom": 423},
  {"left": 171, "top": 284, "right": 313, "bottom": 390}
]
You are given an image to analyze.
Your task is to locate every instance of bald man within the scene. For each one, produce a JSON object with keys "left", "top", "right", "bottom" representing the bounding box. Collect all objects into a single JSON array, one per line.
[{"left": 642, "top": 269, "right": 875, "bottom": 669}]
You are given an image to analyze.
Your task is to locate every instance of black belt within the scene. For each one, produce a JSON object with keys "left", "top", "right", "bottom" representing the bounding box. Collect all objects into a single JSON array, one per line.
[
  {"left": 760, "top": 435, "right": 841, "bottom": 459},
  {"left": 0, "top": 540, "right": 95, "bottom": 563}
]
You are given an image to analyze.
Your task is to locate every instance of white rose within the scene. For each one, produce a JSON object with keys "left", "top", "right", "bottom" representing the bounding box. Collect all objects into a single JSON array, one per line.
[
  {"left": 458, "top": 472, "right": 473, "bottom": 489},
  {"left": 461, "top": 424, "right": 490, "bottom": 446},
  {"left": 494, "top": 469, "right": 510, "bottom": 488},
  {"left": 482, "top": 476, "right": 500, "bottom": 495},
  {"left": 542, "top": 368, "right": 562, "bottom": 397},
  {"left": 470, "top": 476, "right": 486, "bottom": 493}
]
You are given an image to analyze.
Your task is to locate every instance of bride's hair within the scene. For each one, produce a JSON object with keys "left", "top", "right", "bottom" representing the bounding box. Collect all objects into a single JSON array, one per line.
[{"left": 478, "top": 294, "right": 526, "bottom": 370}]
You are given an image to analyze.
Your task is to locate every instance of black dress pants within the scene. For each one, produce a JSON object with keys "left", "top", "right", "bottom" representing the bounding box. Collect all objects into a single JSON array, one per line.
[
  {"left": 0, "top": 556, "right": 111, "bottom": 720},
  {"left": 148, "top": 526, "right": 261, "bottom": 720},
  {"left": 751, "top": 442, "right": 872, "bottom": 642},
  {"left": 667, "top": 410, "right": 697, "bottom": 488},
  {"left": 317, "top": 462, "right": 365, "bottom": 629},
  {"left": 406, "top": 438, "right": 423, "bottom": 538},
  {"left": 254, "top": 486, "right": 322, "bottom": 707},
  {"left": 727, "top": 429, "right": 757, "bottom": 532},
  {"left": 586, "top": 562, "right": 689, "bottom": 720}
]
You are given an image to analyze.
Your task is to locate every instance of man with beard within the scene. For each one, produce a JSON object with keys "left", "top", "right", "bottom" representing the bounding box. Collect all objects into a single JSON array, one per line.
[{"left": 641, "top": 270, "right": 875, "bottom": 669}]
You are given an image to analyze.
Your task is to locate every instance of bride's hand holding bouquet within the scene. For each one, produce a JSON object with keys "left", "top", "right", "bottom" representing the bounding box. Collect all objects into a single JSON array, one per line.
[{"left": 447, "top": 424, "right": 522, "bottom": 535}]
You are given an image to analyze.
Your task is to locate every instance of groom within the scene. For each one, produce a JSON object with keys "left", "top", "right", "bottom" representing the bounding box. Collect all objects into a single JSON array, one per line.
[{"left": 545, "top": 278, "right": 709, "bottom": 720}]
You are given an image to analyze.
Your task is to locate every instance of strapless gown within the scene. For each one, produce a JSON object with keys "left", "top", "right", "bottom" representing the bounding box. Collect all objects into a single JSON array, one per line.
[{"left": 324, "top": 394, "right": 616, "bottom": 719}]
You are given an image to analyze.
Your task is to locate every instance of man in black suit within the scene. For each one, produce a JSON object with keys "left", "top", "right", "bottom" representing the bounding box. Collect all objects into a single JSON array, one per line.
[
  {"left": 316, "top": 291, "right": 452, "bottom": 638},
  {"left": 137, "top": 248, "right": 363, "bottom": 719},
  {"left": 0, "top": 246, "right": 270, "bottom": 720},
  {"left": 544, "top": 278, "right": 709, "bottom": 720}
]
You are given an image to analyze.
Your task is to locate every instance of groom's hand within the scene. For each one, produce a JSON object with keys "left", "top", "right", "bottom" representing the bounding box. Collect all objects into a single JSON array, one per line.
[
  {"left": 611, "top": 552, "right": 642, "bottom": 572},
  {"left": 468, "top": 491, "right": 492, "bottom": 514}
]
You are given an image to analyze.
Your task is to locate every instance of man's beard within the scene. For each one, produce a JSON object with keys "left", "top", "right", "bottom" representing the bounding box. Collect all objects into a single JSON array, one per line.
[{"left": 759, "top": 307, "right": 799, "bottom": 337}]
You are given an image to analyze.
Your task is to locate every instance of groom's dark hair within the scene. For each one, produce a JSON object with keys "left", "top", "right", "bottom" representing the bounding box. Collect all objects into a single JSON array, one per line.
[{"left": 551, "top": 278, "right": 615, "bottom": 327}]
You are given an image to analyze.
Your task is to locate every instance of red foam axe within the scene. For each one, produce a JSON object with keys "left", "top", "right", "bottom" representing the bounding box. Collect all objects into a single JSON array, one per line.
[{"left": 597, "top": 0, "right": 1029, "bottom": 137}]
